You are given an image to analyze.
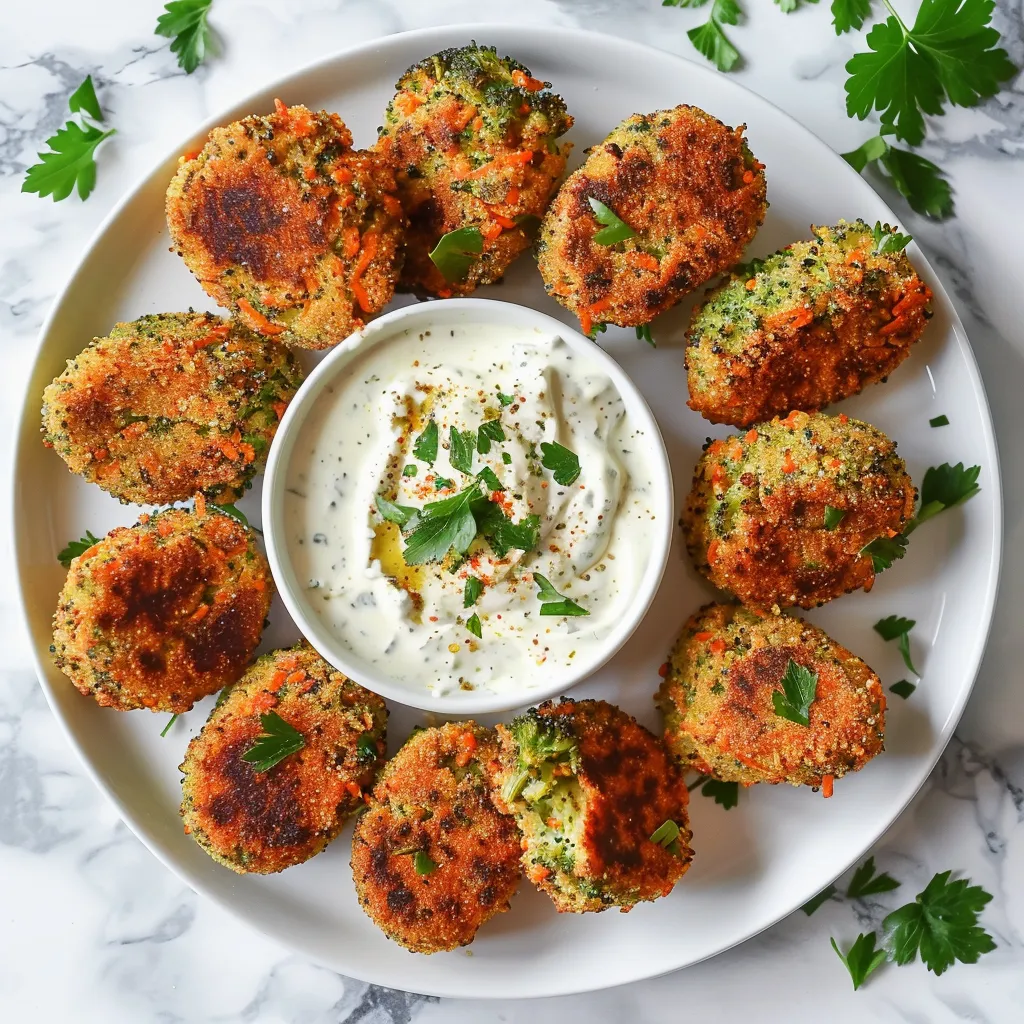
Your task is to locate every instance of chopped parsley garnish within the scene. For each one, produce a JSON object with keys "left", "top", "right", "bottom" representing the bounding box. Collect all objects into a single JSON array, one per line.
[
  {"left": 356, "top": 733, "right": 378, "bottom": 762},
  {"left": 160, "top": 714, "right": 179, "bottom": 738},
  {"left": 533, "top": 572, "right": 589, "bottom": 617},
  {"left": 650, "top": 819, "right": 682, "bottom": 854},
  {"left": 466, "top": 613, "right": 483, "bottom": 638},
  {"left": 464, "top": 576, "right": 483, "bottom": 607},
  {"left": 68, "top": 76, "right": 104, "bottom": 121},
  {"left": 688, "top": 774, "right": 739, "bottom": 809},
  {"left": 413, "top": 850, "right": 437, "bottom": 875},
  {"left": 824, "top": 505, "right": 846, "bottom": 530},
  {"left": 375, "top": 495, "right": 417, "bottom": 527},
  {"left": 831, "top": 932, "right": 887, "bottom": 990},
  {"left": 635, "top": 324, "right": 655, "bottom": 346},
  {"left": 674, "top": 0, "right": 742, "bottom": 73},
  {"left": 771, "top": 659, "right": 818, "bottom": 726},
  {"left": 478, "top": 466, "right": 504, "bottom": 492},
  {"left": 587, "top": 322, "right": 608, "bottom": 340},
  {"left": 847, "top": 856, "right": 901, "bottom": 899},
  {"left": 588, "top": 197, "right": 637, "bottom": 245},
  {"left": 477, "top": 418, "right": 506, "bottom": 454},
  {"left": 502, "top": 452, "right": 512, "bottom": 465},
  {"left": 476, "top": 503, "right": 540, "bottom": 557},
  {"left": 843, "top": 136, "right": 954, "bottom": 219},
  {"left": 155, "top": 0, "right": 216, "bottom": 74},
  {"left": 412, "top": 419, "right": 438, "bottom": 464},
  {"left": 434, "top": 476, "right": 454, "bottom": 490},
  {"left": 861, "top": 532, "right": 909, "bottom": 573},
  {"left": 871, "top": 221, "right": 912, "bottom": 255},
  {"left": 428, "top": 226, "right": 483, "bottom": 283},
  {"left": 402, "top": 464, "right": 418, "bottom": 477},
  {"left": 802, "top": 884, "right": 837, "bottom": 916},
  {"left": 58, "top": 530, "right": 100, "bottom": 568},
  {"left": 929, "top": 414, "right": 950, "bottom": 428},
  {"left": 448, "top": 426, "right": 476, "bottom": 475},
  {"left": 540, "top": 441, "right": 581, "bottom": 486},
  {"left": 241, "top": 711, "right": 305, "bottom": 772},
  {"left": 890, "top": 679, "right": 917, "bottom": 699},
  {"left": 497, "top": 392, "right": 516, "bottom": 406},
  {"left": 874, "top": 615, "right": 919, "bottom": 676}
]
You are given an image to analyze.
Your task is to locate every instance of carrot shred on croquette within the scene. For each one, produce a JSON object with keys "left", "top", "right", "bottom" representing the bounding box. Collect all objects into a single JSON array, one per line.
[
  {"left": 450, "top": 104, "right": 477, "bottom": 131},
  {"left": 627, "top": 252, "right": 659, "bottom": 272},
  {"left": 493, "top": 213, "right": 516, "bottom": 230},
  {"left": 782, "top": 411, "right": 803, "bottom": 428},
  {"left": 511, "top": 69, "right": 545, "bottom": 92},
  {"left": 694, "top": 632, "right": 713, "bottom": 642},
  {"left": 822, "top": 774, "right": 834, "bottom": 798},
  {"left": 350, "top": 231, "right": 379, "bottom": 313},
  {"left": 237, "top": 298, "right": 285, "bottom": 336},
  {"left": 893, "top": 287, "right": 931, "bottom": 316},
  {"left": 707, "top": 539, "right": 720, "bottom": 564},
  {"left": 382, "top": 194, "right": 403, "bottom": 219},
  {"left": 182, "top": 146, "right": 203, "bottom": 161},
  {"left": 216, "top": 438, "right": 240, "bottom": 461},
  {"left": 192, "top": 323, "right": 230, "bottom": 350},
  {"left": 332, "top": 166, "right": 354, "bottom": 185},
  {"left": 709, "top": 639, "right": 727, "bottom": 655},
  {"left": 745, "top": 429, "right": 759, "bottom": 443},
  {"left": 782, "top": 451, "right": 797, "bottom": 474},
  {"left": 579, "top": 308, "right": 593, "bottom": 337},
  {"left": 505, "top": 186, "right": 521, "bottom": 205},
  {"left": 528, "top": 864, "right": 551, "bottom": 883},
  {"left": 480, "top": 220, "right": 503, "bottom": 242},
  {"left": 286, "top": 670, "right": 306, "bottom": 685},
  {"left": 157, "top": 519, "right": 174, "bottom": 537},
  {"left": 395, "top": 91, "right": 425, "bottom": 115},
  {"left": 194, "top": 493, "right": 207, "bottom": 518},
  {"left": 658, "top": 662, "right": 670, "bottom": 677},
  {"left": 274, "top": 97, "right": 288, "bottom": 116}
]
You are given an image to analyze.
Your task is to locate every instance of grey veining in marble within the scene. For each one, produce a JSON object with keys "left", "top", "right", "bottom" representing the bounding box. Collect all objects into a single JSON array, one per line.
[{"left": 2, "top": 1, "right": 1023, "bottom": 1021}]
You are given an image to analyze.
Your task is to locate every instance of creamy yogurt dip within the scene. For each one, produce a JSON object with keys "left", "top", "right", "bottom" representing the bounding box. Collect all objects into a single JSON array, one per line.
[{"left": 283, "top": 322, "right": 661, "bottom": 699}]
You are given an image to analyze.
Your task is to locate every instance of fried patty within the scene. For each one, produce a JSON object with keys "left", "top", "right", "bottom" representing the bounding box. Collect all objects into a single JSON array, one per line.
[
  {"left": 683, "top": 410, "right": 915, "bottom": 610},
  {"left": 51, "top": 506, "right": 272, "bottom": 712},
  {"left": 658, "top": 603, "right": 885, "bottom": 791},
  {"left": 537, "top": 105, "right": 767, "bottom": 334},
  {"left": 351, "top": 722, "right": 521, "bottom": 953},
  {"left": 375, "top": 44, "right": 573, "bottom": 296},
  {"left": 494, "top": 698, "right": 692, "bottom": 914},
  {"left": 686, "top": 220, "right": 933, "bottom": 427},
  {"left": 167, "top": 101, "right": 404, "bottom": 349},
  {"left": 179, "top": 642, "right": 387, "bottom": 874},
  {"left": 41, "top": 312, "right": 302, "bottom": 504}
]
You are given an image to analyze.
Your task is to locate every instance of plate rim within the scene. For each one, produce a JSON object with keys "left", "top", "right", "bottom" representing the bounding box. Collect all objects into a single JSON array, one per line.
[{"left": 10, "top": 22, "right": 1004, "bottom": 999}]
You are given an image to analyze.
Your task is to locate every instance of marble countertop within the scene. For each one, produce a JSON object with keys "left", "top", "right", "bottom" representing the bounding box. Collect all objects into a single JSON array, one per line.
[{"left": 3, "top": 1, "right": 1023, "bottom": 1020}]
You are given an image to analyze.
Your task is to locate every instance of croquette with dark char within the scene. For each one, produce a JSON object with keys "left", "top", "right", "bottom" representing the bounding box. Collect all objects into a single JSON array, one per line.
[
  {"left": 658, "top": 603, "right": 885, "bottom": 791},
  {"left": 494, "top": 698, "right": 692, "bottom": 914},
  {"left": 41, "top": 312, "right": 302, "bottom": 505},
  {"left": 375, "top": 44, "right": 573, "bottom": 297},
  {"left": 351, "top": 722, "right": 521, "bottom": 953},
  {"left": 167, "top": 101, "right": 404, "bottom": 349},
  {"left": 683, "top": 410, "right": 915, "bottom": 610},
  {"left": 537, "top": 105, "right": 767, "bottom": 334},
  {"left": 180, "top": 642, "right": 387, "bottom": 874},
  {"left": 686, "top": 220, "right": 933, "bottom": 427},
  {"left": 51, "top": 506, "right": 272, "bottom": 713}
]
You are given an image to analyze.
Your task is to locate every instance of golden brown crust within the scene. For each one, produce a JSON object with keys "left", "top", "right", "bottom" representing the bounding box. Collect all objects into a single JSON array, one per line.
[
  {"left": 179, "top": 643, "right": 387, "bottom": 874},
  {"left": 167, "top": 103, "right": 404, "bottom": 350},
  {"left": 40, "top": 312, "right": 301, "bottom": 504},
  {"left": 351, "top": 723, "right": 521, "bottom": 953},
  {"left": 537, "top": 106, "right": 766, "bottom": 332},
  {"left": 52, "top": 507, "right": 272, "bottom": 712},
  {"left": 657, "top": 603, "right": 885, "bottom": 789},
  {"left": 683, "top": 411, "right": 916, "bottom": 610}
]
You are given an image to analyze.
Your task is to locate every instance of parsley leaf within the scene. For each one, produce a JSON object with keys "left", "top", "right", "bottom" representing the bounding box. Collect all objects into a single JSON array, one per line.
[
  {"left": 803, "top": 884, "right": 837, "bottom": 915},
  {"left": 831, "top": 932, "right": 887, "bottom": 990},
  {"left": 533, "top": 572, "right": 590, "bottom": 617},
  {"left": 845, "top": 0, "right": 1016, "bottom": 146},
  {"left": 464, "top": 577, "right": 483, "bottom": 607},
  {"left": 449, "top": 426, "right": 475, "bottom": 475},
  {"left": 241, "top": 711, "right": 306, "bottom": 772},
  {"left": 861, "top": 531, "right": 909, "bottom": 573},
  {"left": 775, "top": 0, "right": 819, "bottom": 10},
  {"left": 356, "top": 733, "right": 378, "bottom": 762},
  {"left": 872, "top": 220, "right": 913, "bottom": 254},
  {"left": 848, "top": 856, "right": 901, "bottom": 899},
  {"left": 920, "top": 462, "right": 982, "bottom": 513},
  {"left": 882, "top": 870, "right": 995, "bottom": 975},
  {"left": 402, "top": 464, "right": 417, "bottom": 477},
  {"left": 650, "top": 819, "right": 681, "bottom": 851},
  {"left": 771, "top": 659, "right": 819, "bottom": 726},
  {"left": 929, "top": 414, "right": 950, "bottom": 427},
  {"left": 700, "top": 777, "right": 739, "bottom": 809},
  {"left": 435, "top": 476, "right": 454, "bottom": 490},
  {"left": 846, "top": 136, "right": 956, "bottom": 219},
  {"left": 832, "top": 0, "right": 872, "bottom": 33},
  {"left": 497, "top": 392, "right": 515, "bottom": 406},
  {"left": 375, "top": 494, "right": 417, "bottom": 527},
  {"left": 874, "top": 615, "right": 919, "bottom": 675},
  {"left": 890, "top": 679, "right": 917, "bottom": 699},
  {"left": 635, "top": 324, "right": 655, "bottom": 346},
  {"left": 687, "top": 0, "right": 742, "bottom": 72},
  {"left": 540, "top": 441, "right": 581, "bottom": 486},
  {"left": 22, "top": 119, "right": 116, "bottom": 202},
  {"left": 588, "top": 197, "right": 637, "bottom": 245},
  {"left": 429, "top": 226, "right": 483, "bottom": 283},
  {"left": 58, "top": 530, "right": 100, "bottom": 568},
  {"left": 478, "top": 466, "right": 504, "bottom": 492},
  {"left": 476, "top": 503, "right": 540, "bottom": 558},
  {"left": 413, "top": 850, "right": 437, "bottom": 875},
  {"left": 824, "top": 505, "right": 846, "bottom": 530},
  {"left": 401, "top": 484, "right": 480, "bottom": 565},
  {"left": 155, "top": 0, "right": 216, "bottom": 75},
  {"left": 160, "top": 714, "right": 179, "bottom": 738},
  {"left": 466, "top": 612, "right": 483, "bottom": 638},
  {"left": 67, "top": 76, "right": 104, "bottom": 121},
  {"left": 412, "top": 419, "right": 438, "bottom": 464},
  {"left": 477, "top": 418, "right": 506, "bottom": 454}
]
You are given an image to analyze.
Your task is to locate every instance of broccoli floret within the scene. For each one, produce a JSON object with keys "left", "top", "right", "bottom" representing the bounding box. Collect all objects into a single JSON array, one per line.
[{"left": 500, "top": 708, "right": 578, "bottom": 805}]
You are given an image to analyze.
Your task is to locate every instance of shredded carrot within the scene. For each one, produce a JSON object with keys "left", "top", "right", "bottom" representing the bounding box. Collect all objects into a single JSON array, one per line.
[
  {"left": 278, "top": 654, "right": 301, "bottom": 671},
  {"left": 694, "top": 632, "right": 713, "bottom": 642},
  {"left": 217, "top": 438, "right": 240, "bottom": 461},
  {"left": 579, "top": 309, "right": 593, "bottom": 337},
  {"left": 472, "top": 116, "right": 484, "bottom": 131},
  {"left": 742, "top": 169, "right": 755, "bottom": 184},
  {"left": 506, "top": 149, "right": 535, "bottom": 165},
  {"left": 190, "top": 603, "right": 209, "bottom": 622},
  {"left": 303, "top": 165, "right": 318, "bottom": 181},
  {"left": 782, "top": 451, "right": 797, "bottom": 474},
  {"left": 194, "top": 493, "right": 207, "bottom": 518},
  {"left": 274, "top": 97, "right": 288, "bottom": 117},
  {"left": 528, "top": 864, "right": 551, "bottom": 884},
  {"left": 338, "top": 193, "right": 355, "bottom": 208},
  {"left": 268, "top": 671, "right": 288, "bottom": 691},
  {"left": 394, "top": 91, "right": 425, "bottom": 115},
  {"left": 658, "top": 662, "right": 670, "bottom": 677},
  {"left": 192, "top": 323, "right": 231, "bottom": 350},
  {"left": 518, "top": 102, "right": 531, "bottom": 115},
  {"left": 745, "top": 278, "right": 757, "bottom": 291},
  {"left": 782, "top": 410, "right": 803, "bottom": 428},
  {"left": 332, "top": 166, "right": 354, "bottom": 185},
  {"left": 157, "top": 519, "right": 173, "bottom": 538},
  {"left": 455, "top": 730, "right": 478, "bottom": 768},
  {"left": 272, "top": 401, "right": 287, "bottom": 420},
  {"left": 239, "top": 442, "right": 256, "bottom": 464},
  {"left": 707, "top": 540, "right": 720, "bottom": 564},
  {"left": 838, "top": 413, "right": 849, "bottom": 425},
  {"left": 340, "top": 226, "right": 360, "bottom": 260},
  {"left": 709, "top": 639, "right": 727, "bottom": 655},
  {"left": 480, "top": 220, "right": 503, "bottom": 242},
  {"left": 505, "top": 186, "right": 521, "bottom": 206},
  {"left": 893, "top": 287, "right": 931, "bottom": 316},
  {"left": 726, "top": 439, "right": 743, "bottom": 461},
  {"left": 821, "top": 774, "right": 834, "bottom": 799},
  {"left": 492, "top": 213, "right": 516, "bottom": 230},
  {"left": 451, "top": 104, "right": 477, "bottom": 131},
  {"left": 589, "top": 297, "right": 612, "bottom": 316},
  {"left": 350, "top": 232, "right": 379, "bottom": 313},
  {"left": 237, "top": 298, "right": 285, "bottom": 336},
  {"left": 627, "top": 251, "right": 659, "bottom": 272},
  {"left": 745, "top": 429, "right": 759, "bottom": 443},
  {"left": 183, "top": 146, "right": 203, "bottom": 162},
  {"left": 511, "top": 69, "right": 545, "bottom": 92},
  {"left": 286, "top": 670, "right": 307, "bottom": 685},
  {"left": 382, "top": 194, "right": 403, "bottom": 218}
]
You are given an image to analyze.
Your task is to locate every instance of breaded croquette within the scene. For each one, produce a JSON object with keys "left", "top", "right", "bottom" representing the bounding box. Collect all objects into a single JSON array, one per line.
[
  {"left": 351, "top": 723, "right": 520, "bottom": 953},
  {"left": 167, "top": 101, "right": 404, "bottom": 349},
  {"left": 179, "top": 642, "right": 387, "bottom": 874},
  {"left": 537, "top": 105, "right": 766, "bottom": 335},
  {"left": 658, "top": 603, "right": 885, "bottom": 792},
  {"left": 686, "top": 220, "right": 932, "bottom": 427},
  {"left": 683, "top": 410, "right": 916, "bottom": 610},
  {"left": 376, "top": 43, "right": 573, "bottom": 296},
  {"left": 41, "top": 312, "right": 302, "bottom": 505},
  {"left": 494, "top": 698, "right": 692, "bottom": 914},
  {"left": 51, "top": 506, "right": 272, "bottom": 712}
]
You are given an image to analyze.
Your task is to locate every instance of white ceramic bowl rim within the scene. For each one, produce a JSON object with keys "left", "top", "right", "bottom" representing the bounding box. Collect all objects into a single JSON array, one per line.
[{"left": 262, "top": 297, "right": 675, "bottom": 714}]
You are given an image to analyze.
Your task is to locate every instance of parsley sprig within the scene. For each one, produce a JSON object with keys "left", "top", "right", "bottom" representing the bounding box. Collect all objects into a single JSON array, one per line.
[
  {"left": 22, "top": 77, "right": 115, "bottom": 202},
  {"left": 665, "top": 0, "right": 742, "bottom": 72},
  {"left": 58, "top": 530, "right": 101, "bottom": 568},
  {"left": 533, "top": 573, "right": 589, "bottom": 617},
  {"left": 874, "top": 615, "right": 919, "bottom": 675},
  {"left": 155, "top": 0, "right": 216, "bottom": 75},
  {"left": 688, "top": 773, "right": 739, "bottom": 809},
  {"left": 588, "top": 197, "right": 638, "bottom": 245},
  {"left": 772, "top": 659, "right": 819, "bottom": 726},
  {"left": 241, "top": 711, "right": 306, "bottom": 772},
  {"left": 429, "top": 227, "right": 483, "bottom": 283},
  {"left": 540, "top": 441, "right": 581, "bottom": 486}
]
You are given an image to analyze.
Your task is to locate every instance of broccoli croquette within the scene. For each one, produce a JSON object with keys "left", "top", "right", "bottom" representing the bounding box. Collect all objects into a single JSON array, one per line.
[
  {"left": 351, "top": 723, "right": 520, "bottom": 953},
  {"left": 687, "top": 220, "right": 933, "bottom": 427},
  {"left": 167, "top": 101, "right": 404, "bottom": 349},
  {"left": 41, "top": 312, "right": 301, "bottom": 504},
  {"left": 375, "top": 44, "right": 573, "bottom": 296},
  {"left": 683, "top": 410, "right": 915, "bottom": 610},
  {"left": 52, "top": 507, "right": 272, "bottom": 713},
  {"left": 537, "top": 106, "right": 766, "bottom": 334},
  {"left": 658, "top": 603, "right": 885, "bottom": 790},
  {"left": 494, "top": 699, "right": 692, "bottom": 914},
  {"left": 180, "top": 643, "right": 387, "bottom": 874}
]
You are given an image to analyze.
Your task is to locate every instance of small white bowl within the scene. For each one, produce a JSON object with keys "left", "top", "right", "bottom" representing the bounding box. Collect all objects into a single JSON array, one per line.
[{"left": 263, "top": 298, "right": 673, "bottom": 713}]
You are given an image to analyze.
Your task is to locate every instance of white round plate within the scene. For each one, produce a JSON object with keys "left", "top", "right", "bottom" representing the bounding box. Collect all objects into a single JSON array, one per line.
[{"left": 13, "top": 25, "right": 1001, "bottom": 1000}]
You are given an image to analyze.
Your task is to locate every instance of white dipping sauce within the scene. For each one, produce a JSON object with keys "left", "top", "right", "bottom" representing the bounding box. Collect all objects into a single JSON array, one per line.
[{"left": 284, "top": 322, "right": 660, "bottom": 699}]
